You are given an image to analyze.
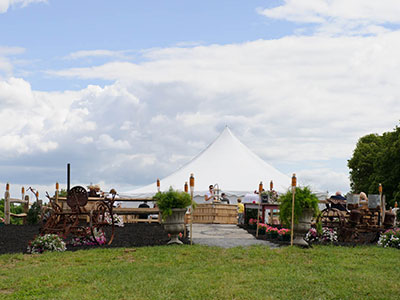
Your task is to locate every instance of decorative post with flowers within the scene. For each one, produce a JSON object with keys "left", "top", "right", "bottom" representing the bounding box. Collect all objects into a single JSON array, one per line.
[
  {"left": 189, "top": 173, "right": 195, "bottom": 245},
  {"left": 290, "top": 173, "right": 296, "bottom": 246},
  {"left": 256, "top": 181, "right": 263, "bottom": 238}
]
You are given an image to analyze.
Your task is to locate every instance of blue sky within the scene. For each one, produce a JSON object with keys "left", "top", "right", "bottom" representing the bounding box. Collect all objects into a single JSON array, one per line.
[
  {"left": 1, "top": 0, "right": 400, "bottom": 197},
  {"left": 1, "top": 0, "right": 295, "bottom": 91}
]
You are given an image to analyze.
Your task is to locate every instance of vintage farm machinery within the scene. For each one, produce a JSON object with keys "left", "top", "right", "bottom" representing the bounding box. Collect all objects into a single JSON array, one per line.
[
  {"left": 41, "top": 186, "right": 116, "bottom": 245},
  {"left": 316, "top": 194, "right": 396, "bottom": 243}
]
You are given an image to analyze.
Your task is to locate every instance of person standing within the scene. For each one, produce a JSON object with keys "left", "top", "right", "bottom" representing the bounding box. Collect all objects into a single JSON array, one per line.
[
  {"left": 138, "top": 201, "right": 150, "bottom": 219},
  {"left": 237, "top": 198, "right": 244, "bottom": 225},
  {"left": 205, "top": 185, "right": 214, "bottom": 202}
]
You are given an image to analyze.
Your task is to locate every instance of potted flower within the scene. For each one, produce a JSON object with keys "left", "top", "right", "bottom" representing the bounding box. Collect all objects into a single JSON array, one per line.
[
  {"left": 279, "top": 186, "right": 319, "bottom": 246},
  {"left": 153, "top": 187, "right": 192, "bottom": 245},
  {"left": 0, "top": 217, "right": 4, "bottom": 226}
]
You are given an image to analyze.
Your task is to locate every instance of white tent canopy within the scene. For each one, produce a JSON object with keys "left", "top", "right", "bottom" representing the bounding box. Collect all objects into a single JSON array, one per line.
[{"left": 126, "top": 127, "right": 291, "bottom": 198}]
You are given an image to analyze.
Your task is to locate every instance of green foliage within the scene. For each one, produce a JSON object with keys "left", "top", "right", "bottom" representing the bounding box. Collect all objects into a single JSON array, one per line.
[
  {"left": 279, "top": 186, "right": 319, "bottom": 227},
  {"left": 348, "top": 125, "right": 400, "bottom": 207},
  {"left": 0, "top": 199, "right": 24, "bottom": 225},
  {"left": 153, "top": 187, "right": 191, "bottom": 219},
  {"left": 27, "top": 201, "right": 42, "bottom": 225},
  {"left": 58, "top": 189, "right": 68, "bottom": 197}
]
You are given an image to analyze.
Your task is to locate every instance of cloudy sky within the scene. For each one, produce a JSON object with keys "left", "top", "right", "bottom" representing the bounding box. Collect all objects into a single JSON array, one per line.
[{"left": 1, "top": 0, "right": 400, "bottom": 198}]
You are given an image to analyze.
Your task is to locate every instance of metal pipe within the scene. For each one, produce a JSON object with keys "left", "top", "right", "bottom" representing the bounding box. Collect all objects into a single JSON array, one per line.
[{"left": 67, "top": 163, "right": 70, "bottom": 192}]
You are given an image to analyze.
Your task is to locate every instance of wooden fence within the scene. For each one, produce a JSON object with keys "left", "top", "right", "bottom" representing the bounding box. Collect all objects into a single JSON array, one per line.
[{"left": 3, "top": 183, "right": 30, "bottom": 225}]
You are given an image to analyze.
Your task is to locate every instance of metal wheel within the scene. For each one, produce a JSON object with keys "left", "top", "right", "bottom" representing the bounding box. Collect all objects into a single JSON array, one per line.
[
  {"left": 67, "top": 186, "right": 88, "bottom": 208},
  {"left": 317, "top": 208, "right": 346, "bottom": 231}
]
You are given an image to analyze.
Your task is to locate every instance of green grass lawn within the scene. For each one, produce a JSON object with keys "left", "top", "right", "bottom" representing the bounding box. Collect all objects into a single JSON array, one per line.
[{"left": 0, "top": 245, "right": 399, "bottom": 300}]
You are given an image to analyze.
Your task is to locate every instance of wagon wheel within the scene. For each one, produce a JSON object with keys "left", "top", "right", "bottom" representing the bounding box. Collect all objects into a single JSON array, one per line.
[
  {"left": 67, "top": 186, "right": 88, "bottom": 208},
  {"left": 90, "top": 200, "right": 115, "bottom": 245},
  {"left": 316, "top": 208, "right": 346, "bottom": 231}
]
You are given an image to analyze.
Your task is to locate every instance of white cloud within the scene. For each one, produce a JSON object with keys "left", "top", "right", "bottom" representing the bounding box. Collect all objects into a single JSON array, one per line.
[
  {"left": 4, "top": 26, "right": 400, "bottom": 192},
  {"left": 0, "top": 0, "right": 47, "bottom": 13},
  {"left": 258, "top": 0, "right": 400, "bottom": 35},
  {"left": 0, "top": 47, "right": 25, "bottom": 76},
  {"left": 39, "top": 32, "right": 400, "bottom": 192},
  {"left": 64, "top": 49, "right": 130, "bottom": 60},
  {"left": 297, "top": 168, "right": 350, "bottom": 194}
]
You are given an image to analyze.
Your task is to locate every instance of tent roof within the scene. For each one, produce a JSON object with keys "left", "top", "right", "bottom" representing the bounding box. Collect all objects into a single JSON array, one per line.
[{"left": 126, "top": 127, "right": 291, "bottom": 197}]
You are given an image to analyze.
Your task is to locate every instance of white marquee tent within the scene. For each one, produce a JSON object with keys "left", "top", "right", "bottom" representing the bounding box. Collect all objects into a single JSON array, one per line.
[{"left": 125, "top": 127, "right": 291, "bottom": 201}]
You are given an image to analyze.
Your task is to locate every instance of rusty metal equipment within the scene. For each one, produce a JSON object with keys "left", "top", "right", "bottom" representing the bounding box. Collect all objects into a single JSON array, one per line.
[
  {"left": 41, "top": 186, "right": 116, "bottom": 245},
  {"left": 316, "top": 194, "right": 395, "bottom": 244}
]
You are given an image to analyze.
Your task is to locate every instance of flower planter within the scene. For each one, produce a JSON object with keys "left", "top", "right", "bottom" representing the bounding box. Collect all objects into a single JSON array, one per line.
[
  {"left": 293, "top": 208, "right": 314, "bottom": 247},
  {"left": 162, "top": 208, "right": 187, "bottom": 245}
]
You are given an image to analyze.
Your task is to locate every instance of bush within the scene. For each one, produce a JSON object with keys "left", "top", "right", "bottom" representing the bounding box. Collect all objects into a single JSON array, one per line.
[
  {"left": 0, "top": 199, "right": 24, "bottom": 225},
  {"left": 153, "top": 187, "right": 192, "bottom": 219},
  {"left": 279, "top": 186, "right": 319, "bottom": 227},
  {"left": 27, "top": 201, "right": 42, "bottom": 225}
]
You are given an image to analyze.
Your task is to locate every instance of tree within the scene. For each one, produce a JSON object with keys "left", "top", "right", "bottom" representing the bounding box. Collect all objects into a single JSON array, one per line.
[{"left": 348, "top": 125, "right": 400, "bottom": 207}]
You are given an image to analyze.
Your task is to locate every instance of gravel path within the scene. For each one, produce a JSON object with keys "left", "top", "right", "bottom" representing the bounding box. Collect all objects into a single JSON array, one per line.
[{"left": 191, "top": 224, "right": 279, "bottom": 248}]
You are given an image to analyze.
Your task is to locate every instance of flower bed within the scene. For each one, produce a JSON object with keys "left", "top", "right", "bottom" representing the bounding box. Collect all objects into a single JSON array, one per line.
[
  {"left": 256, "top": 223, "right": 290, "bottom": 242},
  {"left": 27, "top": 234, "right": 67, "bottom": 254},
  {"left": 304, "top": 227, "right": 338, "bottom": 245}
]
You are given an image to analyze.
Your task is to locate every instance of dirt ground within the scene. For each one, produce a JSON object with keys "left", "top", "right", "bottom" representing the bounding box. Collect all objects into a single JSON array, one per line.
[{"left": 0, "top": 223, "right": 189, "bottom": 255}]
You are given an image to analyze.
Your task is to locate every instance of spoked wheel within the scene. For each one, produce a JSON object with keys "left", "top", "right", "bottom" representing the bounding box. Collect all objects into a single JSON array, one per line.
[
  {"left": 90, "top": 201, "right": 115, "bottom": 245},
  {"left": 316, "top": 208, "right": 346, "bottom": 231}
]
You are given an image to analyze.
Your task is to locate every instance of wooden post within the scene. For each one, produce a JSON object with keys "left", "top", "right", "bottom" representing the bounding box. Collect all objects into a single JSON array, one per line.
[
  {"left": 379, "top": 183, "right": 384, "bottom": 224},
  {"left": 55, "top": 182, "right": 59, "bottom": 205},
  {"left": 189, "top": 173, "right": 195, "bottom": 245},
  {"left": 256, "top": 181, "right": 263, "bottom": 238},
  {"left": 290, "top": 174, "right": 297, "bottom": 246},
  {"left": 23, "top": 195, "right": 29, "bottom": 225},
  {"left": 21, "top": 187, "right": 26, "bottom": 225},
  {"left": 4, "top": 183, "right": 10, "bottom": 225}
]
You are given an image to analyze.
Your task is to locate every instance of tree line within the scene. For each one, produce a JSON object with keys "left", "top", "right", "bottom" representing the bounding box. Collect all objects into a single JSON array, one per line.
[{"left": 348, "top": 124, "right": 400, "bottom": 208}]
